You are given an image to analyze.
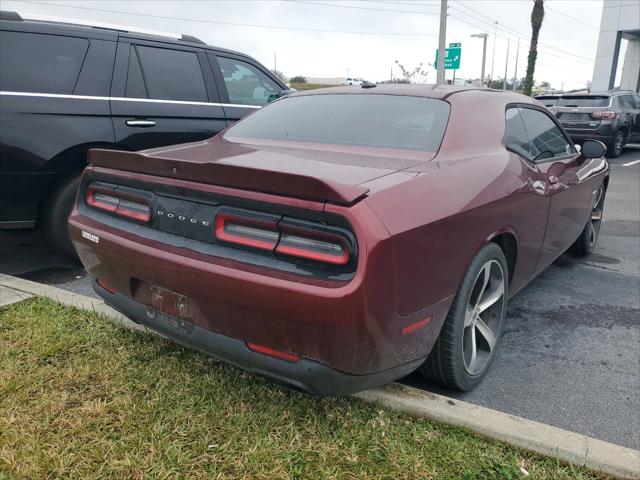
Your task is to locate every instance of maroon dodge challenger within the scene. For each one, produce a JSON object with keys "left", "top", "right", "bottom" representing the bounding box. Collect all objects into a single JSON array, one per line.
[{"left": 68, "top": 85, "right": 609, "bottom": 396}]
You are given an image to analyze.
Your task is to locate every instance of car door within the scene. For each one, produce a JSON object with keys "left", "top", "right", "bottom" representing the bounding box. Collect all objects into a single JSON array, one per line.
[
  {"left": 110, "top": 39, "right": 227, "bottom": 151},
  {"left": 626, "top": 94, "right": 640, "bottom": 142},
  {"left": 515, "top": 106, "right": 606, "bottom": 272},
  {"left": 208, "top": 53, "right": 283, "bottom": 123}
]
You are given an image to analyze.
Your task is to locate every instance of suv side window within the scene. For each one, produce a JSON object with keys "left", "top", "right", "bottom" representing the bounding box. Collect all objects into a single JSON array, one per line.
[
  {"left": 217, "top": 56, "right": 281, "bottom": 106},
  {"left": 0, "top": 31, "right": 89, "bottom": 94},
  {"left": 505, "top": 108, "right": 532, "bottom": 159},
  {"left": 125, "top": 46, "right": 147, "bottom": 99},
  {"left": 133, "top": 45, "right": 207, "bottom": 102},
  {"left": 519, "top": 107, "right": 573, "bottom": 162},
  {"left": 620, "top": 95, "right": 635, "bottom": 109},
  {"left": 633, "top": 95, "right": 640, "bottom": 109}
]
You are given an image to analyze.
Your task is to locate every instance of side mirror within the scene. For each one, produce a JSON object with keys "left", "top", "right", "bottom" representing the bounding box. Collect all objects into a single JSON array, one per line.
[{"left": 581, "top": 140, "right": 606, "bottom": 159}]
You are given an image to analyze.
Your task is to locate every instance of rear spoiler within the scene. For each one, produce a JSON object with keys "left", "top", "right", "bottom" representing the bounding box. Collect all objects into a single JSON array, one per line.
[{"left": 87, "top": 149, "right": 369, "bottom": 205}]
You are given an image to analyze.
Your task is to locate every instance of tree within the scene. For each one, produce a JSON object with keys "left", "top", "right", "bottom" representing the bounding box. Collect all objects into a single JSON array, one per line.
[
  {"left": 523, "top": 0, "right": 545, "bottom": 96},
  {"left": 270, "top": 70, "right": 288, "bottom": 83},
  {"left": 394, "top": 60, "right": 430, "bottom": 84},
  {"left": 290, "top": 75, "right": 307, "bottom": 84},
  {"left": 538, "top": 80, "right": 551, "bottom": 89}
]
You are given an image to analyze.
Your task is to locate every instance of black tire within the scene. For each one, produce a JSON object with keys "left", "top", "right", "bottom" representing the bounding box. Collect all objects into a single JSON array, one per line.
[
  {"left": 419, "top": 243, "right": 508, "bottom": 391},
  {"left": 42, "top": 173, "right": 81, "bottom": 259},
  {"left": 606, "top": 130, "right": 625, "bottom": 158},
  {"left": 570, "top": 184, "right": 605, "bottom": 257}
]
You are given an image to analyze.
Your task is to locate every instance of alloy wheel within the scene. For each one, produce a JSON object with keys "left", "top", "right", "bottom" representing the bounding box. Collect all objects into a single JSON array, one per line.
[
  {"left": 462, "top": 259, "right": 506, "bottom": 376},
  {"left": 613, "top": 133, "right": 624, "bottom": 156},
  {"left": 588, "top": 186, "right": 605, "bottom": 247}
]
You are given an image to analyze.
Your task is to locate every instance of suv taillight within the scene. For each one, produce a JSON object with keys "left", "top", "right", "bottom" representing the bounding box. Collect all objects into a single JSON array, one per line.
[
  {"left": 591, "top": 110, "right": 616, "bottom": 120},
  {"left": 86, "top": 184, "right": 151, "bottom": 223},
  {"left": 215, "top": 211, "right": 353, "bottom": 266}
]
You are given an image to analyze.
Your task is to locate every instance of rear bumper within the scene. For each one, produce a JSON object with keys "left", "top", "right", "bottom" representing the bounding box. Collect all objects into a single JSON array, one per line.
[
  {"left": 562, "top": 123, "right": 614, "bottom": 145},
  {"left": 95, "top": 278, "right": 424, "bottom": 397}
]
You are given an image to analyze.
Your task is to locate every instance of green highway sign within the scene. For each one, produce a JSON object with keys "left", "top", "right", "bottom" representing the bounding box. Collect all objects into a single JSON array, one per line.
[{"left": 435, "top": 43, "right": 462, "bottom": 70}]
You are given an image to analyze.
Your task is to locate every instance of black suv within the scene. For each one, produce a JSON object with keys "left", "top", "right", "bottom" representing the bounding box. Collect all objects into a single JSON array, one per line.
[
  {"left": 550, "top": 90, "right": 640, "bottom": 158},
  {"left": 0, "top": 11, "right": 287, "bottom": 256}
]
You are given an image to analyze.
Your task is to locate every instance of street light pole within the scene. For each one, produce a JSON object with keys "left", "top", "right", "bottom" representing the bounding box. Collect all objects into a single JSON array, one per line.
[
  {"left": 489, "top": 21, "right": 497, "bottom": 85},
  {"left": 503, "top": 37, "right": 510, "bottom": 90},
  {"left": 436, "top": 0, "right": 447, "bottom": 85},
  {"left": 471, "top": 33, "right": 488, "bottom": 86}
]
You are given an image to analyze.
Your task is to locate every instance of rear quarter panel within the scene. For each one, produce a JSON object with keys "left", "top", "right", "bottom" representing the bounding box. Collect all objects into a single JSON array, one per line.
[{"left": 365, "top": 91, "right": 549, "bottom": 315}]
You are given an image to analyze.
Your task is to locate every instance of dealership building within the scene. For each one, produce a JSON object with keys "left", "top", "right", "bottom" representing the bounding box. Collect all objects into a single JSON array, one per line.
[{"left": 591, "top": 0, "right": 640, "bottom": 92}]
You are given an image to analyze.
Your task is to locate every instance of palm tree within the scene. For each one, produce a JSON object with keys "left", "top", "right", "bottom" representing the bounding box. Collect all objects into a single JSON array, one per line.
[{"left": 523, "top": 0, "right": 544, "bottom": 96}]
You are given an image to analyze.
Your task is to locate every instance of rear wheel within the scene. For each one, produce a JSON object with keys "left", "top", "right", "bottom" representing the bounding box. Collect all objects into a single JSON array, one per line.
[
  {"left": 43, "top": 173, "right": 81, "bottom": 259},
  {"left": 606, "top": 130, "right": 625, "bottom": 158},
  {"left": 570, "top": 184, "right": 605, "bottom": 257},
  {"left": 419, "top": 243, "right": 508, "bottom": 391}
]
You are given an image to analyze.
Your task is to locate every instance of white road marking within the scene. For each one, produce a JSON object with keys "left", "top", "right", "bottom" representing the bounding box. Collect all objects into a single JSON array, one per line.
[{"left": 621, "top": 159, "right": 640, "bottom": 167}]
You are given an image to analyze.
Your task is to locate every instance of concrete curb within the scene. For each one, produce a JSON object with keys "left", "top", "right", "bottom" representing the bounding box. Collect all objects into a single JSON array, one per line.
[
  {"left": 0, "top": 274, "right": 145, "bottom": 332},
  {"left": 2, "top": 274, "right": 638, "bottom": 478},
  {"left": 355, "top": 385, "right": 640, "bottom": 479}
]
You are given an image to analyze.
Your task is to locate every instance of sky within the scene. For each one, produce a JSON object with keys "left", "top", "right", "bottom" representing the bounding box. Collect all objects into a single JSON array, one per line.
[{"left": 4, "top": 0, "right": 606, "bottom": 91}]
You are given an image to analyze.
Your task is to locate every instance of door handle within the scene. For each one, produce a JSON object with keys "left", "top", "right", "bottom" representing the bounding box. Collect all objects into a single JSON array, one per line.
[{"left": 126, "top": 119, "right": 156, "bottom": 128}]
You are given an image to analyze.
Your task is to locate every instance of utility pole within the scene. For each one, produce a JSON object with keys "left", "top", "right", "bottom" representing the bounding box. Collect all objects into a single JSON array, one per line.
[
  {"left": 503, "top": 38, "right": 510, "bottom": 90},
  {"left": 512, "top": 38, "right": 519, "bottom": 90},
  {"left": 471, "top": 33, "right": 488, "bottom": 86},
  {"left": 489, "top": 21, "right": 497, "bottom": 85},
  {"left": 436, "top": 0, "right": 447, "bottom": 85},
  {"left": 274, "top": 51, "right": 277, "bottom": 73}
]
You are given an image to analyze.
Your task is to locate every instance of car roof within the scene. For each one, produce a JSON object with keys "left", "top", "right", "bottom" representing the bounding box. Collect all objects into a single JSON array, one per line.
[
  {"left": 0, "top": 10, "right": 255, "bottom": 59},
  {"left": 291, "top": 83, "right": 537, "bottom": 103}
]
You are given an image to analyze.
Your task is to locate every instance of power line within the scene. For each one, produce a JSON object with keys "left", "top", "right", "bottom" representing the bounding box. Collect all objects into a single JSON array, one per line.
[
  {"left": 450, "top": 1, "right": 595, "bottom": 62},
  {"left": 18, "top": 0, "right": 438, "bottom": 36},
  {"left": 285, "top": 0, "right": 439, "bottom": 15},
  {"left": 545, "top": 5, "right": 599, "bottom": 30}
]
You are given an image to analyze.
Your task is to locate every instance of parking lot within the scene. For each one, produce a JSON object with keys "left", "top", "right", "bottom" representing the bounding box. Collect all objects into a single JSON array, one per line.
[{"left": 1, "top": 146, "right": 638, "bottom": 450}]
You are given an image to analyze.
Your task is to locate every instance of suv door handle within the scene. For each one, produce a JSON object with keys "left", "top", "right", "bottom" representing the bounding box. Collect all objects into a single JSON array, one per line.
[{"left": 126, "top": 119, "right": 156, "bottom": 128}]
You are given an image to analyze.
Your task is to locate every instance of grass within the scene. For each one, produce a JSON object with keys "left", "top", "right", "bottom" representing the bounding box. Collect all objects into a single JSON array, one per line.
[
  {"left": 290, "top": 82, "right": 336, "bottom": 91},
  {"left": 0, "top": 298, "right": 612, "bottom": 480}
]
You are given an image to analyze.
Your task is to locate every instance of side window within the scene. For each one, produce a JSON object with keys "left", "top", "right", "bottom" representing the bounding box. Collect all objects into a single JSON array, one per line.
[
  {"left": 217, "top": 56, "right": 281, "bottom": 106},
  {"left": 633, "top": 95, "right": 640, "bottom": 109},
  {"left": 620, "top": 95, "right": 635, "bottom": 109},
  {"left": 0, "top": 31, "right": 88, "bottom": 94},
  {"left": 125, "top": 47, "right": 147, "bottom": 99},
  {"left": 519, "top": 107, "right": 573, "bottom": 162},
  {"left": 505, "top": 108, "right": 531, "bottom": 159},
  {"left": 134, "top": 46, "right": 207, "bottom": 102}
]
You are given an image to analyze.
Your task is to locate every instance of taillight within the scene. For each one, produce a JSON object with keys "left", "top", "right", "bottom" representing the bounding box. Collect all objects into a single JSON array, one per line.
[
  {"left": 214, "top": 213, "right": 278, "bottom": 251},
  {"left": 591, "top": 110, "right": 616, "bottom": 120},
  {"left": 214, "top": 210, "right": 354, "bottom": 266},
  {"left": 86, "top": 183, "right": 151, "bottom": 223},
  {"left": 276, "top": 227, "right": 349, "bottom": 265}
]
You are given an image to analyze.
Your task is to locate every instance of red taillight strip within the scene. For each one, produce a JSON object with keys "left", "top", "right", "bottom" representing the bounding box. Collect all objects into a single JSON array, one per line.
[
  {"left": 401, "top": 316, "right": 432, "bottom": 336},
  {"left": 276, "top": 226, "right": 350, "bottom": 266},
  {"left": 246, "top": 342, "right": 301, "bottom": 363},
  {"left": 86, "top": 185, "right": 118, "bottom": 212},
  {"left": 214, "top": 214, "right": 278, "bottom": 251},
  {"left": 86, "top": 183, "right": 151, "bottom": 223}
]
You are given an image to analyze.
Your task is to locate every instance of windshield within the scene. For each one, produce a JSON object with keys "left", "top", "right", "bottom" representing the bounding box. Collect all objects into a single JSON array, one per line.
[
  {"left": 536, "top": 96, "right": 558, "bottom": 107},
  {"left": 225, "top": 94, "right": 450, "bottom": 152},
  {"left": 556, "top": 96, "right": 610, "bottom": 107}
]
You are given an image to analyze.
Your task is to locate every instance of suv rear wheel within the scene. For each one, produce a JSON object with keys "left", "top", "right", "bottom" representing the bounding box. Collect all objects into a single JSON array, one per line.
[
  {"left": 607, "top": 130, "right": 625, "bottom": 158},
  {"left": 43, "top": 173, "right": 81, "bottom": 259}
]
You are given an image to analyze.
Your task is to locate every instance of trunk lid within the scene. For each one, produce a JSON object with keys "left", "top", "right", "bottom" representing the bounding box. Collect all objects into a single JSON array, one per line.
[{"left": 89, "top": 136, "right": 432, "bottom": 205}]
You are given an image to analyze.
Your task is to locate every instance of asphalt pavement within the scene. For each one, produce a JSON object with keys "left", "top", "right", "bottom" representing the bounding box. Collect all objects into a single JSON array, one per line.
[{"left": 1, "top": 147, "right": 639, "bottom": 450}]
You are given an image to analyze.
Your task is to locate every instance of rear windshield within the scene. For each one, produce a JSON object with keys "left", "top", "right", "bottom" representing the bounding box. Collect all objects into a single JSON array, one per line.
[
  {"left": 225, "top": 94, "right": 450, "bottom": 152},
  {"left": 556, "top": 96, "right": 610, "bottom": 107},
  {"left": 535, "top": 96, "right": 558, "bottom": 106}
]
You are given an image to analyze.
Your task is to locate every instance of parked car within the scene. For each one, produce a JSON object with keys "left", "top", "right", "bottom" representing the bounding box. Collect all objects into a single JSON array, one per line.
[
  {"left": 0, "top": 11, "right": 288, "bottom": 256},
  {"left": 534, "top": 94, "right": 561, "bottom": 107},
  {"left": 342, "top": 78, "right": 363, "bottom": 86},
  {"left": 549, "top": 90, "right": 640, "bottom": 158},
  {"left": 69, "top": 85, "right": 609, "bottom": 397}
]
